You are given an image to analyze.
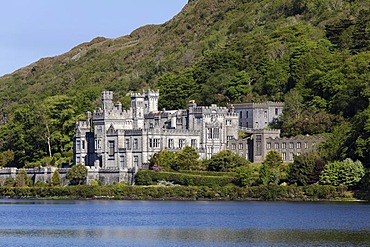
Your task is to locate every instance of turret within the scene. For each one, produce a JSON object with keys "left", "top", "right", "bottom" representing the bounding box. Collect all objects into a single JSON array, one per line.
[{"left": 101, "top": 91, "right": 113, "bottom": 111}]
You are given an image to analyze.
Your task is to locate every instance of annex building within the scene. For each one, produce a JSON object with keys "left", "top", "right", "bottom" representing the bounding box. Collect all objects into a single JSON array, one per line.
[{"left": 74, "top": 90, "right": 323, "bottom": 173}]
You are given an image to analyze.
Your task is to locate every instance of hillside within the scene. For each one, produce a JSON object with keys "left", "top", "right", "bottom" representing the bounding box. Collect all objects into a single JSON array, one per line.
[{"left": 0, "top": 0, "right": 369, "bottom": 168}]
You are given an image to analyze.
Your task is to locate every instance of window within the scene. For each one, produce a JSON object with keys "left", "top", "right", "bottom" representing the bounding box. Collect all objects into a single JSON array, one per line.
[
  {"left": 207, "top": 128, "right": 213, "bottom": 139},
  {"left": 282, "top": 152, "right": 286, "bottom": 161},
  {"left": 150, "top": 138, "right": 160, "bottom": 148},
  {"left": 297, "top": 152, "right": 301, "bottom": 156},
  {"left": 125, "top": 139, "right": 130, "bottom": 149},
  {"left": 82, "top": 140, "right": 85, "bottom": 150},
  {"left": 232, "top": 143, "right": 236, "bottom": 150},
  {"left": 133, "top": 138, "right": 138, "bottom": 150},
  {"left": 240, "top": 111, "right": 242, "bottom": 118},
  {"left": 264, "top": 111, "right": 267, "bottom": 118},
  {"left": 76, "top": 157, "right": 80, "bottom": 164},
  {"left": 282, "top": 142, "right": 286, "bottom": 149},
  {"left": 154, "top": 139, "right": 160, "bottom": 148},
  {"left": 255, "top": 122, "right": 259, "bottom": 128},
  {"left": 133, "top": 156, "right": 139, "bottom": 167},
  {"left": 76, "top": 140, "right": 80, "bottom": 151},
  {"left": 179, "top": 139, "right": 185, "bottom": 148},
  {"left": 191, "top": 139, "right": 197, "bottom": 149},
  {"left": 256, "top": 135, "right": 262, "bottom": 156},
  {"left": 304, "top": 142, "right": 308, "bottom": 149},
  {"left": 239, "top": 143, "right": 243, "bottom": 150},
  {"left": 213, "top": 128, "right": 220, "bottom": 139},
  {"left": 226, "top": 119, "right": 231, "bottom": 126},
  {"left": 267, "top": 142, "right": 271, "bottom": 149},
  {"left": 246, "top": 111, "right": 249, "bottom": 118},
  {"left": 297, "top": 142, "right": 301, "bottom": 149},
  {"left": 289, "top": 152, "right": 294, "bottom": 161},
  {"left": 275, "top": 108, "right": 278, "bottom": 115},
  {"left": 149, "top": 122, "right": 154, "bottom": 128},
  {"left": 168, "top": 139, "right": 174, "bottom": 149},
  {"left": 108, "top": 141, "right": 115, "bottom": 156},
  {"left": 227, "top": 136, "right": 233, "bottom": 140},
  {"left": 274, "top": 143, "right": 279, "bottom": 149},
  {"left": 289, "top": 142, "right": 294, "bottom": 149},
  {"left": 120, "top": 156, "right": 125, "bottom": 168}
]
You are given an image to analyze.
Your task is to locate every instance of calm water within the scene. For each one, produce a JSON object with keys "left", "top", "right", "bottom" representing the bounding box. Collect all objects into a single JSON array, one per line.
[{"left": 0, "top": 200, "right": 368, "bottom": 246}]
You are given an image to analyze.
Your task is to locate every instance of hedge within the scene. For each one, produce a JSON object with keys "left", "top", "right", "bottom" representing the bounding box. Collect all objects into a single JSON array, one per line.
[
  {"left": 0, "top": 184, "right": 353, "bottom": 201},
  {"left": 135, "top": 170, "right": 235, "bottom": 187}
]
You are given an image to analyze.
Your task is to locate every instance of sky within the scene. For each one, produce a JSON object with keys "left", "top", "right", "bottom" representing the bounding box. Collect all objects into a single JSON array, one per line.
[{"left": 0, "top": 0, "right": 188, "bottom": 76}]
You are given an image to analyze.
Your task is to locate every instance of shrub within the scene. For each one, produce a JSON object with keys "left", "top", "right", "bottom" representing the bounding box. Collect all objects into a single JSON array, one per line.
[
  {"left": 51, "top": 170, "right": 61, "bottom": 187},
  {"left": 66, "top": 164, "right": 88, "bottom": 185}
]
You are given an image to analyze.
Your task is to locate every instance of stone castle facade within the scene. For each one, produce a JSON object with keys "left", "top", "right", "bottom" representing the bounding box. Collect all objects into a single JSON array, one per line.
[{"left": 74, "top": 90, "right": 323, "bottom": 175}]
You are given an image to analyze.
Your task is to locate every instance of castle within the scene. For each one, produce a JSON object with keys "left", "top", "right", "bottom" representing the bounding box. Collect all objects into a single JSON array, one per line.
[{"left": 74, "top": 90, "right": 324, "bottom": 174}]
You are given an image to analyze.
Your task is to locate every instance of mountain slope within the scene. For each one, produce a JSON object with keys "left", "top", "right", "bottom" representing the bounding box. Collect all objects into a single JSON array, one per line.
[{"left": 0, "top": 0, "right": 369, "bottom": 167}]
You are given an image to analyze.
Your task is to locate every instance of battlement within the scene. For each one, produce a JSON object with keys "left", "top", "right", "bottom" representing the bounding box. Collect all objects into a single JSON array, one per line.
[
  {"left": 266, "top": 135, "right": 326, "bottom": 142},
  {"left": 93, "top": 108, "right": 132, "bottom": 120},
  {"left": 234, "top": 101, "right": 284, "bottom": 109},
  {"left": 101, "top": 91, "right": 113, "bottom": 100},
  {"left": 163, "top": 129, "right": 201, "bottom": 135},
  {"left": 76, "top": 120, "right": 90, "bottom": 129},
  {"left": 130, "top": 89, "right": 159, "bottom": 98},
  {"left": 124, "top": 129, "right": 143, "bottom": 135}
]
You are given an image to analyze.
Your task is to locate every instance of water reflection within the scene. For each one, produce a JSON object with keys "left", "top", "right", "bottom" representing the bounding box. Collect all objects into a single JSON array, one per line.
[{"left": 0, "top": 228, "right": 369, "bottom": 246}]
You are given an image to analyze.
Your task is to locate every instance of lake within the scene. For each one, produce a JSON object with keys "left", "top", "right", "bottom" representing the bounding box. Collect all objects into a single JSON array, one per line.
[{"left": 0, "top": 199, "right": 368, "bottom": 246}]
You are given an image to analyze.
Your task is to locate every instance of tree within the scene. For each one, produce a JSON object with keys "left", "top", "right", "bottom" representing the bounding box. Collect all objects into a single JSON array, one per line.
[
  {"left": 51, "top": 169, "right": 61, "bottom": 187},
  {"left": 173, "top": 146, "right": 200, "bottom": 171},
  {"left": 320, "top": 158, "right": 365, "bottom": 187},
  {"left": 149, "top": 149, "right": 176, "bottom": 171},
  {"left": 258, "top": 150, "right": 284, "bottom": 185},
  {"left": 288, "top": 151, "right": 325, "bottom": 185},
  {"left": 0, "top": 150, "right": 14, "bottom": 167},
  {"left": 263, "top": 150, "right": 283, "bottom": 168},
  {"left": 258, "top": 164, "right": 273, "bottom": 186},
  {"left": 205, "top": 150, "right": 250, "bottom": 172},
  {"left": 15, "top": 169, "right": 30, "bottom": 187},
  {"left": 66, "top": 164, "right": 88, "bottom": 185},
  {"left": 234, "top": 165, "right": 252, "bottom": 186}
]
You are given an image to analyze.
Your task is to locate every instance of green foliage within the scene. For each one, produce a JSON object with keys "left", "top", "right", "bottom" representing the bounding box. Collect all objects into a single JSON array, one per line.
[
  {"left": 90, "top": 180, "right": 100, "bottom": 186},
  {"left": 320, "top": 158, "right": 365, "bottom": 187},
  {"left": 149, "top": 149, "right": 176, "bottom": 171},
  {"left": 258, "top": 150, "right": 285, "bottom": 185},
  {"left": 15, "top": 169, "right": 30, "bottom": 187},
  {"left": 263, "top": 150, "right": 283, "bottom": 168},
  {"left": 135, "top": 170, "right": 234, "bottom": 187},
  {"left": 234, "top": 165, "right": 252, "bottom": 187},
  {"left": 205, "top": 150, "right": 250, "bottom": 172},
  {"left": 0, "top": 150, "right": 14, "bottom": 167},
  {"left": 51, "top": 170, "right": 61, "bottom": 187},
  {"left": 4, "top": 177, "right": 15, "bottom": 187},
  {"left": 0, "top": 184, "right": 351, "bottom": 201},
  {"left": 66, "top": 164, "right": 88, "bottom": 185},
  {"left": 288, "top": 152, "right": 325, "bottom": 186},
  {"left": 173, "top": 146, "right": 201, "bottom": 171}
]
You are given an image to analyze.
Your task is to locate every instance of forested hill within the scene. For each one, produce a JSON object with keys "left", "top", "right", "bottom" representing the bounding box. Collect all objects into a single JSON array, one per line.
[{"left": 0, "top": 0, "right": 369, "bottom": 168}]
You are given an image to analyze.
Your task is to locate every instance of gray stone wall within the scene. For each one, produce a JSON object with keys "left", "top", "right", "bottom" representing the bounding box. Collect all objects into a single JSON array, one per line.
[{"left": 0, "top": 167, "right": 134, "bottom": 186}]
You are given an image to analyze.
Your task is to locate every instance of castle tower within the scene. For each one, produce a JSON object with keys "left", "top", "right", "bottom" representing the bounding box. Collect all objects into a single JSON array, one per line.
[
  {"left": 144, "top": 89, "right": 159, "bottom": 113},
  {"left": 101, "top": 91, "right": 113, "bottom": 111},
  {"left": 130, "top": 92, "right": 145, "bottom": 129}
]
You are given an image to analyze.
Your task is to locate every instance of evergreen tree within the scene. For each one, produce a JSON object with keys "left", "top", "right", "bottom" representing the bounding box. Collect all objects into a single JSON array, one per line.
[{"left": 51, "top": 169, "right": 61, "bottom": 187}]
